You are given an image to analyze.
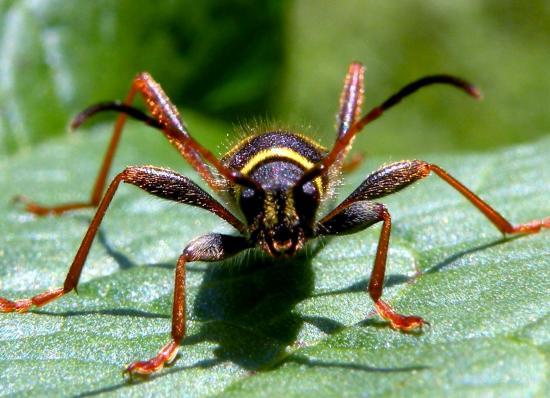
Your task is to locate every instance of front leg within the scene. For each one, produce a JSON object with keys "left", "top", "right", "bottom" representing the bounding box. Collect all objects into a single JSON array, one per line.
[
  {"left": 317, "top": 201, "right": 424, "bottom": 331},
  {"left": 125, "top": 233, "right": 251, "bottom": 377},
  {"left": 1, "top": 166, "right": 244, "bottom": 313}
]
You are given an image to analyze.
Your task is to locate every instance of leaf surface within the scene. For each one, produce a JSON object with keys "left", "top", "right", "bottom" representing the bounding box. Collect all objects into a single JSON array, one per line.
[{"left": 0, "top": 130, "right": 548, "bottom": 397}]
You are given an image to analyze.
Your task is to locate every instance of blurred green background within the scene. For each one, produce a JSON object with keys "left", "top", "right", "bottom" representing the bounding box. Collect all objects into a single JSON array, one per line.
[{"left": 0, "top": 0, "right": 548, "bottom": 157}]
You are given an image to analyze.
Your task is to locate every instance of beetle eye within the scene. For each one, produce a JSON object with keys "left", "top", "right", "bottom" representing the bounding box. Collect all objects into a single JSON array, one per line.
[
  {"left": 241, "top": 187, "right": 255, "bottom": 200},
  {"left": 240, "top": 187, "right": 263, "bottom": 221},
  {"left": 294, "top": 181, "right": 319, "bottom": 221},
  {"left": 300, "top": 181, "right": 316, "bottom": 196}
]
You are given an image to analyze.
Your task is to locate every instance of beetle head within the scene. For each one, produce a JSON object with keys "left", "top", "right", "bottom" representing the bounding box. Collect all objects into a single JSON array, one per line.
[{"left": 239, "top": 172, "right": 319, "bottom": 258}]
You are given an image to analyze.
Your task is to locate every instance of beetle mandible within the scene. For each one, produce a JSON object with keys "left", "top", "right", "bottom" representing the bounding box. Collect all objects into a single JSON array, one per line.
[{"left": 1, "top": 62, "right": 548, "bottom": 377}]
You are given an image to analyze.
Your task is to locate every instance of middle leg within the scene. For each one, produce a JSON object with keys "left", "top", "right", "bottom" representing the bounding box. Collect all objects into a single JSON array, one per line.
[
  {"left": 317, "top": 200, "right": 425, "bottom": 331},
  {"left": 317, "top": 159, "right": 549, "bottom": 330}
]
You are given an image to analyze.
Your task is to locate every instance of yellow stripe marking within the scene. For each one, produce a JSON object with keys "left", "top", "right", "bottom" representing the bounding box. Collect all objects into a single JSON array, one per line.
[{"left": 240, "top": 147, "right": 324, "bottom": 196}]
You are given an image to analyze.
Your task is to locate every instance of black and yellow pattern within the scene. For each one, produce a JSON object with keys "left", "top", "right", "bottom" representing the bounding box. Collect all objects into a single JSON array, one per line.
[{"left": 222, "top": 131, "right": 328, "bottom": 198}]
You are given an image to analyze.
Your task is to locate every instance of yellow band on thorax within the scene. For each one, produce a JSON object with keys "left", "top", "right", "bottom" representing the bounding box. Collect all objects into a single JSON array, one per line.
[{"left": 240, "top": 147, "right": 324, "bottom": 196}]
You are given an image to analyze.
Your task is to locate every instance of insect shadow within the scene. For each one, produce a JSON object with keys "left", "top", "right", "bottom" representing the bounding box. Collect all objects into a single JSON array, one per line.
[
  {"left": 425, "top": 235, "right": 523, "bottom": 274},
  {"left": 184, "top": 247, "right": 317, "bottom": 372}
]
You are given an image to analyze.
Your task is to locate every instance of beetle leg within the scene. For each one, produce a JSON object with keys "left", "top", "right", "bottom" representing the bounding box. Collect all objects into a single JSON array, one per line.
[
  {"left": 336, "top": 63, "right": 365, "bottom": 140},
  {"left": 1, "top": 166, "right": 245, "bottom": 313},
  {"left": 427, "top": 164, "right": 549, "bottom": 234},
  {"left": 120, "top": 166, "right": 245, "bottom": 234},
  {"left": 327, "top": 160, "right": 549, "bottom": 234},
  {"left": 317, "top": 201, "right": 425, "bottom": 331},
  {"left": 317, "top": 159, "right": 548, "bottom": 331},
  {"left": 17, "top": 72, "right": 218, "bottom": 217},
  {"left": 125, "top": 233, "right": 251, "bottom": 377}
]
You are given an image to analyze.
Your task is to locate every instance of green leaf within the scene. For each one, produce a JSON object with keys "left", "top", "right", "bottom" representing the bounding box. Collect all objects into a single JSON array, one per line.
[{"left": 0, "top": 128, "right": 548, "bottom": 397}]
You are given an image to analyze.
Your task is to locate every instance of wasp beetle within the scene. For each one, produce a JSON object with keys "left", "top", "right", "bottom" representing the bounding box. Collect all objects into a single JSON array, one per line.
[{"left": 1, "top": 62, "right": 548, "bottom": 376}]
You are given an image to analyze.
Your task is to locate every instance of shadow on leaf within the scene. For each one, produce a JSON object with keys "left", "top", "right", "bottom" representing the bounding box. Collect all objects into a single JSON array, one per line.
[
  {"left": 425, "top": 235, "right": 521, "bottom": 274},
  {"left": 33, "top": 308, "right": 170, "bottom": 319},
  {"left": 187, "top": 248, "right": 317, "bottom": 371},
  {"left": 286, "top": 354, "right": 428, "bottom": 373}
]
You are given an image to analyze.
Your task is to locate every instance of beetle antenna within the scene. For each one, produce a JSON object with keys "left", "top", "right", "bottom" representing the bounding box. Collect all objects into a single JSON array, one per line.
[
  {"left": 297, "top": 74, "right": 482, "bottom": 186},
  {"left": 69, "top": 101, "right": 163, "bottom": 131},
  {"left": 71, "top": 102, "right": 260, "bottom": 190},
  {"left": 70, "top": 101, "right": 162, "bottom": 131},
  {"left": 355, "top": 75, "right": 481, "bottom": 134}
]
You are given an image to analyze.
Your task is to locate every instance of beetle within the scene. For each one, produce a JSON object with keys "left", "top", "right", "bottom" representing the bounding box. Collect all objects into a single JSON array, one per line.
[{"left": 1, "top": 62, "right": 548, "bottom": 377}]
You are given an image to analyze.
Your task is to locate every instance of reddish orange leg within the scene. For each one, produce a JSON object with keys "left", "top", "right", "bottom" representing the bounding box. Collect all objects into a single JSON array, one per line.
[
  {"left": 12, "top": 86, "right": 139, "bottom": 216},
  {"left": 125, "top": 341, "right": 181, "bottom": 378},
  {"left": 1, "top": 170, "right": 132, "bottom": 313},
  {"left": 428, "top": 164, "right": 550, "bottom": 234},
  {"left": 12, "top": 196, "right": 94, "bottom": 217},
  {"left": 317, "top": 201, "right": 426, "bottom": 332},
  {"left": 124, "top": 234, "right": 250, "bottom": 377},
  {"left": 0, "top": 288, "right": 65, "bottom": 313},
  {"left": 367, "top": 162, "right": 550, "bottom": 328},
  {"left": 125, "top": 254, "right": 186, "bottom": 377},
  {"left": 3, "top": 165, "right": 249, "bottom": 377},
  {"left": 16, "top": 72, "right": 218, "bottom": 217},
  {"left": 369, "top": 208, "right": 425, "bottom": 331},
  {"left": 2, "top": 169, "right": 135, "bottom": 313},
  {"left": 2, "top": 166, "right": 245, "bottom": 314},
  {"left": 317, "top": 159, "right": 548, "bottom": 332}
]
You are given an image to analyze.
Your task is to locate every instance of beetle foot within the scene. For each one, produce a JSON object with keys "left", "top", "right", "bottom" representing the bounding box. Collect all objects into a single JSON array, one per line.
[
  {"left": 13, "top": 195, "right": 94, "bottom": 216},
  {"left": 509, "top": 216, "right": 550, "bottom": 234},
  {"left": 0, "top": 288, "right": 64, "bottom": 313},
  {"left": 124, "top": 341, "right": 179, "bottom": 378},
  {"left": 0, "top": 297, "right": 31, "bottom": 313},
  {"left": 374, "top": 299, "right": 427, "bottom": 332}
]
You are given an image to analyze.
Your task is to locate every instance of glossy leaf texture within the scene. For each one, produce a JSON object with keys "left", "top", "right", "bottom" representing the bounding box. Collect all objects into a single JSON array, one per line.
[{"left": 0, "top": 128, "right": 548, "bottom": 397}]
